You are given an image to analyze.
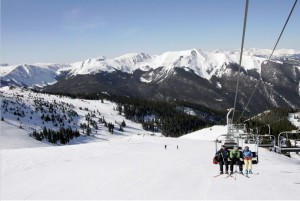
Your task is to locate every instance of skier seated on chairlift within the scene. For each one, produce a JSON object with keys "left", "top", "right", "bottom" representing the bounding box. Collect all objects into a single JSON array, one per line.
[
  {"left": 229, "top": 145, "right": 243, "bottom": 175},
  {"left": 242, "top": 146, "right": 253, "bottom": 175},
  {"left": 215, "top": 145, "right": 229, "bottom": 174}
]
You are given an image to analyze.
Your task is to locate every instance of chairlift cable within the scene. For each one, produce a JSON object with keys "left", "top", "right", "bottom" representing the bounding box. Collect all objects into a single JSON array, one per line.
[
  {"left": 232, "top": 0, "right": 249, "bottom": 121},
  {"left": 255, "top": 116, "right": 289, "bottom": 130},
  {"left": 268, "top": 0, "right": 298, "bottom": 61},
  {"left": 236, "top": 80, "right": 260, "bottom": 123},
  {"left": 235, "top": 0, "right": 298, "bottom": 123}
]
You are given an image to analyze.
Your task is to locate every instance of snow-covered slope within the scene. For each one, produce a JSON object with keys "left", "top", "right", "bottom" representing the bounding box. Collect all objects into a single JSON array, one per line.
[
  {"left": 1, "top": 87, "right": 300, "bottom": 200},
  {"left": 0, "top": 121, "right": 52, "bottom": 149},
  {"left": 1, "top": 130, "right": 300, "bottom": 199},
  {"left": 0, "top": 86, "right": 158, "bottom": 149},
  {"left": 288, "top": 112, "right": 300, "bottom": 129},
  {"left": 181, "top": 125, "right": 227, "bottom": 141}
]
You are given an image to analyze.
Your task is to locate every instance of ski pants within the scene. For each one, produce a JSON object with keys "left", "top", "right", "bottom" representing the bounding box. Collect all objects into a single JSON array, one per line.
[
  {"left": 219, "top": 160, "right": 228, "bottom": 172},
  {"left": 244, "top": 159, "right": 252, "bottom": 171},
  {"left": 230, "top": 158, "right": 243, "bottom": 172}
]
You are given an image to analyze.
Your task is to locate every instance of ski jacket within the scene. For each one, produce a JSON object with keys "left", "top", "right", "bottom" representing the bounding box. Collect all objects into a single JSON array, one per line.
[
  {"left": 215, "top": 149, "right": 229, "bottom": 162},
  {"left": 243, "top": 150, "right": 253, "bottom": 160},
  {"left": 229, "top": 149, "right": 240, "bottom": 159}
]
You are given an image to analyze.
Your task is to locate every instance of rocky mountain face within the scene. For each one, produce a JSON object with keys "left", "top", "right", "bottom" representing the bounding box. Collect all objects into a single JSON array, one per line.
[
  {"left": 45, "top": 62, "right": 300, "bottom": 114},
  {"left": 1, "top": 49, "right": 300, "bottom": 114}
]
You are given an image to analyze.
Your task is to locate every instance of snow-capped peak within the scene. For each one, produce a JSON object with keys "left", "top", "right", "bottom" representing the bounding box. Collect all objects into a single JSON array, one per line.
[
  {"left": 115, "top": 52, "right": 151, "bottom": 61},
  {"left": 0, "top": 63, "right": 71, "bottom": 87},
  {"left": 1, "top": 48, "right": 299, "bottom": 87},
  {"left": 223, "top": 48, "right": 300, "bottom": 58}
]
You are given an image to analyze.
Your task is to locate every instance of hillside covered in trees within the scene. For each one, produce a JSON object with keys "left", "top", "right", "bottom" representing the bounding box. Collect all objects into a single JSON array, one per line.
[
  {"left": 45, "top": 91, "right": 226, "bottom": 137},
  {"left": 245, "top": 108, "right": 299, "bottom": 138}
]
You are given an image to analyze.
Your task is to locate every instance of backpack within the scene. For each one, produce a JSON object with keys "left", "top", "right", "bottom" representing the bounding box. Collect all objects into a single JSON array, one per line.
[
  {"left": 215, "top": 152, "right": 222, "bottom": 161},
  {"left": 213, "top": 156, "right": 218, "bottom": 164}
]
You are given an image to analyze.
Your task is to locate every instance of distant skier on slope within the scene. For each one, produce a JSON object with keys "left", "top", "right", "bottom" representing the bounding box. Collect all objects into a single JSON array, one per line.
[
  {"left": 242, "top": 146, "right": 253, "bottom": 175},
  {"left": 229, "top": 146, "right": 243, "bottom": 175},
  {"left": 215, "top": 145, "right": 229, "bottom": 174}
]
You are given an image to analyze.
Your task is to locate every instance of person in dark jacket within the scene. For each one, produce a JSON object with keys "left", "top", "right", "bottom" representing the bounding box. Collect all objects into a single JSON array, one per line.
[{"left": 215, "top": 145, "right": 229, "bottom": 174}]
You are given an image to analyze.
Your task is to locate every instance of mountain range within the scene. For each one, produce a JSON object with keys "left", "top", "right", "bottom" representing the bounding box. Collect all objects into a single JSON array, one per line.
[{"left": 1, "top": 48, "right": 300, "bottom": 114}]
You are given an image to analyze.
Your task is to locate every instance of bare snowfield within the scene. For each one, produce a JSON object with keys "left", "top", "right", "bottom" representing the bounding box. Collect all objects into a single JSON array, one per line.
[{"left": 1, "top": 128, "right": 300, "bottom": 200}]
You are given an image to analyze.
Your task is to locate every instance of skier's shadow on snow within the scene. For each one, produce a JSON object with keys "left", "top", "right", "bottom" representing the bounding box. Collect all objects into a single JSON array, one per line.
[
  {"left": 125, "top": 125, "right": 139, "bottom": 131},
  {"left": 92, "top": 136, "right": 109, "bottom": 141},
  {"left": 70, "top": 135, "right": 109, "bottom": 144},
  {"left": 113, "top": 130, "right": 128, "bottom": 136}
]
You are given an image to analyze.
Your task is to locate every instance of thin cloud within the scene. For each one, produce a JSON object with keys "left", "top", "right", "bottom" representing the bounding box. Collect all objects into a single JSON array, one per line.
[
  {"left": 64, "top": 7, "right": 83, "bottom": 20},
  {"left": 62, "top": 7, "right": 106, "bottom": 31},
  {"left": 123, "top": 27, "right": 139, "bottom": 37}
]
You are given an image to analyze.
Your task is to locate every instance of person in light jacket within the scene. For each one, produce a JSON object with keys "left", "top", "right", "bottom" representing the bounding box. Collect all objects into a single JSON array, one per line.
[{"left": 242, "top": 146, "right": 253, "bottom": 175}]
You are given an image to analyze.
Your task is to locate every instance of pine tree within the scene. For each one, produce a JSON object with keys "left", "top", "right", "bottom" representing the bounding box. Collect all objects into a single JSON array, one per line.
[
  {"left": 121, "top": 120, "right": 126, "bottom": 127},
  {"left": 86, "top": 125, "right": 91, "bottom": 136},
  {"left": 119, "top": 125, "right": 124, "bottom": 132}
]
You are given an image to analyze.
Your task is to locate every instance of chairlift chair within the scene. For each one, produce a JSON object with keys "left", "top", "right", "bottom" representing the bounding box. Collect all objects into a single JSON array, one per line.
[{"left": 215, "top": 108, "right": 259, "bottom": 163}]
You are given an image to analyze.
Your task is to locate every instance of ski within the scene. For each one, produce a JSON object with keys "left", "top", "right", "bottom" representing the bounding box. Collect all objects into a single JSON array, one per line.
[
  {"left": 224, "top": 172, "right": 251, "bottom": 179},
  {"left": 213, "top": 173, "right": 227, "bottom": 177},
  {"left": 242, "top": 174, "right": 250, "bottom": 178},
  {"left": 248, "top": 172, "right": 259, "bottom": 175},
  {"left": 225, "top": 174, "right": 234, "bottom": 179}
]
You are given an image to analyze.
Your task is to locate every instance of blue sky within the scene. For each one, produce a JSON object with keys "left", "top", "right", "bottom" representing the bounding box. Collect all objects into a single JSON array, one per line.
[{"left": 1, "top": 0, "right": 299, "bottom": 64}]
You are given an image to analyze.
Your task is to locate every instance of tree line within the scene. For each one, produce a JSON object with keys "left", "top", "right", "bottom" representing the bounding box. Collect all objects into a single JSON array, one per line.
[
  {"left": 45, "top": 91, "right": 225, "bottom": 137},
  {"left": 31, "top": 127, "right": 80, "bottom": 144},
  {"left": 245, "top": 108, "right": 298, "bottom": 139}
]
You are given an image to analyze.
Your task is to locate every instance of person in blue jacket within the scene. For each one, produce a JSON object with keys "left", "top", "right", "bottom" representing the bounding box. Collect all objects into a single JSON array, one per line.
[
  {"left": 242, "top": 146, "right": 253, "bottom": 175},
  {"left": 215, "top": 145, "right": 229, "bottom": 174}
]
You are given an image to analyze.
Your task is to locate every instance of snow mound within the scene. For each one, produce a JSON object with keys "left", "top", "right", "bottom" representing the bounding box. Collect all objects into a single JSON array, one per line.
[{"left": 180, "top": 125, "right": 227, "bottom": 141}]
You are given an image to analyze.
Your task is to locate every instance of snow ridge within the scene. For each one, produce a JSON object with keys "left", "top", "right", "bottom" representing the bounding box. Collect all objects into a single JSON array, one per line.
[
  {"left": 0, "top": 63, "right": 71, "bottom": 87},
  {"left": 69, "top": 48, "right": 268, "bottom": 80},
  {"left": 1, "top": 48, "right": 299, "bottom": 87}
]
